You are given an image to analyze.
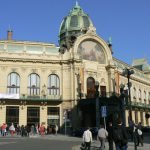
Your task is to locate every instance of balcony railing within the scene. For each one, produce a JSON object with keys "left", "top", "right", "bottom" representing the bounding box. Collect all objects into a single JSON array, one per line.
[
  {"left": 21, "top": 94, "right": 62, "bottom": 101},
  {"left": 131, "top": 101, "right": 150, "bottom": 109}
]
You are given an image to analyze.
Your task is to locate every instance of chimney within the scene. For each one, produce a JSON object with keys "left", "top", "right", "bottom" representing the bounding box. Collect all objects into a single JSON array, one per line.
[{"left": 7, "top": 30, "right": 13, "bottom": 40}]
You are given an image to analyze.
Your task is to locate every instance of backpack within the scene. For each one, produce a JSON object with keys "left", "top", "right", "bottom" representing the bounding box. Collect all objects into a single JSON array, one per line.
[{"left": 113, "top": 127, "right": 124, "bottom": 142}]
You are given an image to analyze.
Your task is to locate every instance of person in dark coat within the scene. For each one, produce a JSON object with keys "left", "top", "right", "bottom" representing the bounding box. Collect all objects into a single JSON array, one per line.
[
  {"left": 113, "top": 120, "right": 128, "bottom": 150},
  {"left": 107, "top": 122, "right": 114, "bottom": 150}
]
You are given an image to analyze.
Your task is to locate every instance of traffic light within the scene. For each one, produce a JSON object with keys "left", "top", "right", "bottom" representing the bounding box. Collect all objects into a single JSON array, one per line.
[{"left": 145, "top": 113, "right": 150, "bottom": 119}]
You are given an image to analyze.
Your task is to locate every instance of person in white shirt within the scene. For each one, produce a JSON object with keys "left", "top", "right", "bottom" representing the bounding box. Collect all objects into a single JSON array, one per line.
[
  {"left": 83, "top": 127, "right": 93, "bottom": 150},
  {"left": 97, "top": 125, "right": 108, "bottom": 150}
]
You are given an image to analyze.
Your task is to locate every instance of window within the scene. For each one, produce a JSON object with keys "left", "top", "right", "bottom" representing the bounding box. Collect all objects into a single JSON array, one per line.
[
  {"left": 133, "top": 87, "right": 136, "bottom": 100},
  {"left": 83, "top": 16, "right": 90, "bottom": 27},
  {"left": 87, "top": 77, "right": 95, "bottom": 98},
  {"left": 47, "top": 107, "right": 59, "bottom": 115},
  {"left": 7, "top": 72, "right": 20, "bottom": 94},
  {"left": 48, "top": 74, "right": 60, "bottom": 95},
  {"left": 28, "top": 73, "right": 40, "bottom": 95},
  {"left": 70, "top": 15, "right": 78, "bottom": 27},
  {"left": 138, "top": 89, "right": 142, "bottom": 101},
  {"left": 100, "top": 86, "right": 106, "bottom": 97}
]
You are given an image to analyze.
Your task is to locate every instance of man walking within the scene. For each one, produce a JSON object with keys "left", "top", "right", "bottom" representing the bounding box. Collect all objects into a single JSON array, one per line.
[
  {"left": 113, "top": 120, "right": 128, "bottom": 150},
  {"left": 82, "top": 127, "right": 93, "bottom": 150},
  {"left": 97, "top": 124, "right": 108, "bottom": 150},
  {"left": 107, "top": 122, "right": 114, "bottom": 150}
]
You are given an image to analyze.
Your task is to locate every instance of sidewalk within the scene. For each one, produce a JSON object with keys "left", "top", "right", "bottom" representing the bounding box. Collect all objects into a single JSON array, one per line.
[
  {"left": 1, "top": 133, "right": 149, "bottom": 150},
  {"left": 73, "top": 139, "right": 150, "bottom": 150},
  {"left": 30, "top": 134, "right": 150, "bottom": 150}
]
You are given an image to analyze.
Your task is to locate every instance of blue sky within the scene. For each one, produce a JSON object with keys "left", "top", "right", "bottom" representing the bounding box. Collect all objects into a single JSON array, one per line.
[{"left": 0, "top": 0, "right": 150, "bottom": 65}]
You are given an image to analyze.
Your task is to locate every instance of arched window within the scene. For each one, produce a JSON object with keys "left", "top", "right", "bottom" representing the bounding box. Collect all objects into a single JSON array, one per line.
[
  {"left": 48, "top": 74, "right": 60, "bottom": 95},
  {"left": 7, "top": 72, "right": 20, "bottom": 94},
  {"left": 28, "top": 73, "right": 40, "bottom": 95},
  {"left": 87, "top": 77, "right": 95, "bottom": 98}
]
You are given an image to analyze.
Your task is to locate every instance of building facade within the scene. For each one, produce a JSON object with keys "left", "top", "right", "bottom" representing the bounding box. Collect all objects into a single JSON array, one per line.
[{"left": 0, "top": 3, "right": 150, "bottom": 128}]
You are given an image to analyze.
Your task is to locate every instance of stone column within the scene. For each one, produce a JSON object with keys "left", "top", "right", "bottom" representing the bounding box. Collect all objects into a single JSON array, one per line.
[
  {"left": 0, "top": 106, "right": 6, "bottom": 124},
  {"left": 19, "top": 106, "right": 27, "bottom": 126},
  {"left": 142, "top": 111, "right": 146, "bottom": 126},
  {"left": 40, "top": 106, "right": 47, "bottom": 127},
  {"left": 132, "top": 110, "right": 135, "bottom": 123}
]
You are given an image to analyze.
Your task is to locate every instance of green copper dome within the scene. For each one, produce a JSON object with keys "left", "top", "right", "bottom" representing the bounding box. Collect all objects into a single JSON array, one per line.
[{"left": 59, "top": 2, "right": 94, "bottom": 52}]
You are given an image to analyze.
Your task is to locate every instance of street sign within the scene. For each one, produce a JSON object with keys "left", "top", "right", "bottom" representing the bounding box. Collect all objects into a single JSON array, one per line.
[{"left": 101, "top": 106, "right": 107, "bottom": 117}]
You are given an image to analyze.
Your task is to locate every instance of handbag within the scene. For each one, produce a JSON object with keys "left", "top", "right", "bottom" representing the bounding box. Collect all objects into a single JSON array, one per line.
[
  {"left": 137, "top": 129, "right": 142, "bottom": 135},
  {"left": 80, "top": 142, "right": 86, "bottom": 150}
]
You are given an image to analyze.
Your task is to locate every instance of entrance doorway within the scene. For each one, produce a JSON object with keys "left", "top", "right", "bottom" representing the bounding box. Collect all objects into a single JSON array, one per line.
[
  {"left": 6, "top": 106, "right": 19, "bottom": 126},
  {"left": 27, "top": 107, "right": 40, "bottom": 126}
]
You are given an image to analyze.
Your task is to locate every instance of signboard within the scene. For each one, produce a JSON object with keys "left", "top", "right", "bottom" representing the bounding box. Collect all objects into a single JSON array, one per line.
[{"left": 101, "top": 106, "right": 107, "bottom": 117}]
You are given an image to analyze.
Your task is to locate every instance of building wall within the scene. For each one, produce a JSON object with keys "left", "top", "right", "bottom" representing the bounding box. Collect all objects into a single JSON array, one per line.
[{"left": 0, "top": 34, "right": 150, "bottom": 128}]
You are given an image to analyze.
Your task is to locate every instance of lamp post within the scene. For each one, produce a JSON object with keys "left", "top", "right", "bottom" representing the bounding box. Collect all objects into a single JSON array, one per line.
[
  {"left": 120, "top": 83, "right": 126, "bottom": 126},
  {"left": 122, "top": 68, "right": 136, "bottom": 150},
  {"left": 95, "top": 81, "right": 100, "bottom": 128},
  {"left": 122, "top": 68, "right": 134, "bottom": 121}
]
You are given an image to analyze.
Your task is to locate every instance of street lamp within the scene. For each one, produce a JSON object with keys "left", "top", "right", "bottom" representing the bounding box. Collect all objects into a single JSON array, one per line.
[
  {"left": 122, "top": 68, "right": 137, "bottom": 150},
  {"left": 119, "top": 83, "right": 126, "bottom": 126},
  {"left": 122, "top": 68, "right": 134, "bottom": 121},
  {"left": 95, "top": 81, "right": 100, "bottom": 128}
]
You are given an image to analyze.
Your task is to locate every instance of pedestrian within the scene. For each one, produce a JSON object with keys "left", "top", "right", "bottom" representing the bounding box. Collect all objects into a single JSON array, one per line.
[
  {"left": 136, "top": 126, "right": 143, "bottom": 146},
  {"left": 1, "top": 123, "right": 7, "bottom": 136},
  {"left": 82, "top": 127, "right": 93, "bottom": 150},
  {"left": 113, "top": 120, "right": 128, "bottom": 150},
  {"left": 55, "top": 124, "right": 58, "bottom": 135},
  {"left": 21, "top": 125, "right": 25, "bottom": 137},
  {"left": 26, "top": 125, "right": 31, "bottom": 137},
  {"left": 128, "top": 120, "right": 134, "bottom": 141},
  {"left": 9, "top": 123, "right": 15, "bottom": 136},
  {"left": 39, "top": 123, "right": 45, "bottom": 136},
  {"left": 16, "top": 124, "right": 21, "bottom": 135},
  {"left": 31, "top": 125, "right": 35, "bottom": 135},
  {"left": 97, "top": 124, "right": 108, "bottom": 150},
  {"left": 107, "top": 122, "right": 114, "bottom": 150}
]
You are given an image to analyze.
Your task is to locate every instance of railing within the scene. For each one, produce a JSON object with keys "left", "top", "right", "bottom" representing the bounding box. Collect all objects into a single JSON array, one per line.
[
  {"left": 131, "top": 101, "right": 150, "bottom": 109},
  {"left": 21, "top": 94, "right": 62, "bottom": 101}
]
